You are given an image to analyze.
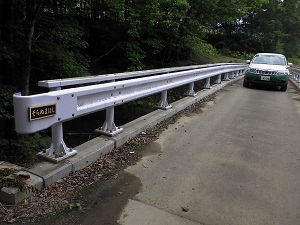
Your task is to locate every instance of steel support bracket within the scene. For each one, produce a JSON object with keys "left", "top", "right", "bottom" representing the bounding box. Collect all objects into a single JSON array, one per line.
[
  {"left": 37, "top": 147, "right": 77, "bottom": 163},
  {"left": 36, "top": 122, "right": 77, "bottom": 163},
  {"left": 94, "top": 106, "right": 124, "bottom": 137},
  {"left": 185, "top": 82, "right": 197, "bottom": 96},
  {"left": 223, "top": 73, "right": 230, "bottom": 81},
  {"left": 204, "top": 77, "right": 211, "bottom": 89},
  {"left": 156, "top": 90, "right": 172, "bottom": 110},
  {"left": 215, "top": 74, "right": 222, "bottom": 84}
]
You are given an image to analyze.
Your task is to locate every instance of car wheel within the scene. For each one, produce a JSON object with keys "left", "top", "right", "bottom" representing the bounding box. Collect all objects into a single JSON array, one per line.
[
  {"left": 280, "top": 84, "right": 287, "bottom": 92},
  {"left": 243, "top": 81, "right": 249, "bottom": 88}
]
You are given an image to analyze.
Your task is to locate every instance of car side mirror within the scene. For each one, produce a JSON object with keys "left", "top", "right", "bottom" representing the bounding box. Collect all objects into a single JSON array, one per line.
[
  {"left": 288, "top": 62, "right": 293, "bottom": 67},
  {"left": 246, "top": 60, "right": 250, "bottom": 64}
]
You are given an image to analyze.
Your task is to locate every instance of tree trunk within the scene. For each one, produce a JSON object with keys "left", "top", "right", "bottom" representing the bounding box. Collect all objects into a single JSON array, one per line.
[
  {"left": 21, "top": 21, "right": 34, "bottom": 96},
  {"left": 20, "top": 0, "right": 43, "bottom": 96}
]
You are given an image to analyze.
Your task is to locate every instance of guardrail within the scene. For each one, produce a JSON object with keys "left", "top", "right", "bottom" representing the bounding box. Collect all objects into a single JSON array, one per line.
[
  {"left": 290, "top": 66, "right": 300, "bottom": 84},
  {"left": 38, "top": 63, "right": 236, "bottom": 90},
  {"left": 13, "top": 63, "right": 247, "bottom": 163}
]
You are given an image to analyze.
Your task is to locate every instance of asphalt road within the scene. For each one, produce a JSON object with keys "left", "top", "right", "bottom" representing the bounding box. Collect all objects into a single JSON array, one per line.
[{"left": 119, "top": 81, "right": 300, "bottom": 225}]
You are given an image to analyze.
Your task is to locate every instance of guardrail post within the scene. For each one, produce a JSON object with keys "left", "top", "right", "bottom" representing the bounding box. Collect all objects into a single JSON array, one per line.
[
  {"left": 36, "top": 86, "right": 77, "bottom": 163},
  {"left": 95, "top": 106, "right": 123, "bottom": 136},
  {"left": 239, "top": 70, "right": 243, "bottom": 76},
  {"left": 223, "top": 73, "right": 230, "bottom": 81},
  {"left": 204, "top": 77, "right": 211, "bottom": 89},
  {"left": 185, "top": 82, "right": 196, "bottom": 96},
  {"left": 215, "top": 74, "right": 222, "bottom": 84},
  {"left": 290, "top": 69, "right": 296, "bottom": 80},
  {"left": 37, "top": 122, "right": 77, "bottom": 163},
  {"left": 229, "top": 71, "right": 235, "bottom": 79},
  {"left": 156, "top": 90, "right": 172, "bottom": 109}
]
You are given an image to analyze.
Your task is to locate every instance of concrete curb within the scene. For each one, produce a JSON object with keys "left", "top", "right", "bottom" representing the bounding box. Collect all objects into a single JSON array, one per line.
[{"left": 0, "top": 76, "right": 243, "bottom": 204}]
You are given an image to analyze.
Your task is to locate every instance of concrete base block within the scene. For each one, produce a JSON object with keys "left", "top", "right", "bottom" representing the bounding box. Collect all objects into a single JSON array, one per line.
[{"left": 0, "top": 171, "right": 43, "bottom": 205}]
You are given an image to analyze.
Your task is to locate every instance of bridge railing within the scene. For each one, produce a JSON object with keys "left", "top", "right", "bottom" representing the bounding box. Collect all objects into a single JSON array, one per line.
[{"left": 13, "top": 63, "right": 247, "bottom": 163}]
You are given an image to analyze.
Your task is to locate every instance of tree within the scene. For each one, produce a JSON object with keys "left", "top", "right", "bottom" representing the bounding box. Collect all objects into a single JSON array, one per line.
[
  {"left": 282, "top": 0, "right": 300, "bottom": 57},
  {"left": 20, "top": 0, "right": 43, "bottom": 96}
]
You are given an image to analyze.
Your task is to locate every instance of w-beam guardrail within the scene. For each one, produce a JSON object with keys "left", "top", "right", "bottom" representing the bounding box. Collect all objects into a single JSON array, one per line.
[
  {"left": 290, "top": 66, "right": 300, "bottom": 85},
  {"left": 13, "top": 63, "right": 247, "bottom": 163},
  {"left": 38, "top": 63, "right": 236, "bottom": 90}
]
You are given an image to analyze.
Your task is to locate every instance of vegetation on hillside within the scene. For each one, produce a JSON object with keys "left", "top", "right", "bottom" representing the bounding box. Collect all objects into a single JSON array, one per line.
[{"left": 1, "top": 0, "right": 300, "bottom": 165}]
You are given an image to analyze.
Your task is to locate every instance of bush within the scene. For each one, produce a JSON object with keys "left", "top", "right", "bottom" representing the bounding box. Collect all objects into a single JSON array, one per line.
[
  {"left": 288, "top": 57, "right": 300, "bottom": 67},
  {"left": 0, "top": 133, "right": 49, "bottom": 167},
  {"left": 218, "top": 49, "right": 254, "bottom": 60}
]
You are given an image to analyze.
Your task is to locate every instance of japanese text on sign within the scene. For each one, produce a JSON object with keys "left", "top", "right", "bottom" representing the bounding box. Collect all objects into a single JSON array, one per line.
[{"left": 29, "top": 104, "right": 56, "bottom": 121}]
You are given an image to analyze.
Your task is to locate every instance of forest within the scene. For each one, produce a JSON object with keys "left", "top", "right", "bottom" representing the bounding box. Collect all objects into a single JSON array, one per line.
[{"left": 1, "top": 0, "right": 300, "bottom": 165}]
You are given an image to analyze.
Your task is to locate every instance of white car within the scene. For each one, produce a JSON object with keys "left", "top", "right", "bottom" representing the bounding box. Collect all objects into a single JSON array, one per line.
[{"left": 243, "top": 53, "right": 292, "bottom": 91}]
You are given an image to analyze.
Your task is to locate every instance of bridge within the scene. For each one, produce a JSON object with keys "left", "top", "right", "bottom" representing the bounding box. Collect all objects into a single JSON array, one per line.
[{"left": 1, "top": 64, "right": 300, "bottom": 224}]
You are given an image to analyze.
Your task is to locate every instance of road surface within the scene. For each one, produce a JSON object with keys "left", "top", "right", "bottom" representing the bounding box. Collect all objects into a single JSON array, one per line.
[{"left": 119, "top": 81, "right": 300, "bottom": 225}]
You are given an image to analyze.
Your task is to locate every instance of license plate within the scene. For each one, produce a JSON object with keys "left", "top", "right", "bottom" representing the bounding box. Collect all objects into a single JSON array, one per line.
[{"left": 261, "top": 76, "right": 270, "bottom": 81}]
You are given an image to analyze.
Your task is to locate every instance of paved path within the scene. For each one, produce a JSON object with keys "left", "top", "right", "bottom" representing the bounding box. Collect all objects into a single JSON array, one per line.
[{"left": 118, "top": 81, "right": 300, "bottom": 225}]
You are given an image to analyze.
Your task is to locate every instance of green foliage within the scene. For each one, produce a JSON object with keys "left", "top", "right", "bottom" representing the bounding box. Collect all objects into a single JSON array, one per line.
[
  {"left": 0, "top": 133, "right": 48, "bottom": 167},
  {"left": 158, "top": 0, "right": 190, "bottom": 33},
  {"left": 34, "top": 17, "right": 90, "bottom": 79},
  {"left": 0, "top": 85, "right": 15, "bottom": 119},
  {"left": 143, "top": 39, "right": 164, "bottom": 55},
  {"left": 11, "top": 133, "right": 47, "bottom": 157},
  {"left": 122, "top": 41, "right": 146, "bottom": 71},
  {"left": 0, "top": 42, "right": 16, "bottom": 61},
  {"left": 128, "top": 98, "right": 156, "bottom": 114},
  {"left": 218, "top": 49, "right": 254, "bottom": 60},
  {"left": 185, "top": 36, "right": 218, "bottom": 58},
  {"left": 123, "top": 0, "right": 191, "bottom": 69},
  {"left": 104, "top": 0, "right": 126, "bottom": 15},
  {"left": 68, "top": 202, "right": 82, "bottom": 210},
  {"left": 288, "top": 57, "right": 300, "bottom": 67},
  {"left": 281, "top": 0, "right": 300, "bottom": 57}
]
